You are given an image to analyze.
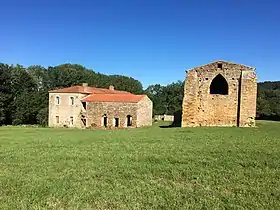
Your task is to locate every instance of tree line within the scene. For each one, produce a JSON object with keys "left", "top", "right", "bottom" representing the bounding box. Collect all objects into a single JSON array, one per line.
[
  {"left": 0, "top": 62, "right": 279, "bottom": 126},
  {"left": 0, "top": 63, "right": 143, "bottom": 126}
]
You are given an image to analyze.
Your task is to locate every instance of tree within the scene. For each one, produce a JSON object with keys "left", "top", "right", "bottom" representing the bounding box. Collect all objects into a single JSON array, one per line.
[
  {"left": 26, "top": 65, "right": 47, "bottom": 91},
  {"left": 0, "top": 64, "right": 12, "bottom": 124},
  {"left": 145, "top": 81, "right": 184, "bottom": 116},
  {"left": 145, "top": 84, "right": 166, "bottom": 115}
]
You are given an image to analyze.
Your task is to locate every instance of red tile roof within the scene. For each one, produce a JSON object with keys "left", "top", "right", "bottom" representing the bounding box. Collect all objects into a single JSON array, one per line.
[
  {"left": 48, "top": 85, "right": 146, "bottom": 103},
  {"left": 82, "top": 94, "right": 145, "bottom": 103},
  {"left": 48, "top": 85, "right": 131, "bottom": 94}
]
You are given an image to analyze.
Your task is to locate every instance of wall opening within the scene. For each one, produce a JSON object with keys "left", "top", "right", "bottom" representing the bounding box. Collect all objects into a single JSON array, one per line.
[
  {"left": 56, "top": 116, "right": 59, "bottom": 124},
  {"left": 55, "top": 96, "right": 60, "bottom": 105},
  {"left": 81, "top": 115, "right": 86, "bottom": 127},
  {"left": 114, "top": 118, "right": 119, "bottom": 127},
  {"left": 210, "top": 74, "right": 228, "bottom": 95},
  {"left": 70, "top": 96, "right": 74, "bottom": 105},
  {"left": 218, "top": 63, "right": 223, "bottom": 69},
  {"left": 127, "top": 115, "right": 132, "bottom": 127},
  {"left": 82, "top": 102, "right": 87, "bottom": 110},
  {"left": 70, "top": 116, "right": 74, "bottom": 126},
  {"left": 102, "top": 114, "right": 108, "bottom": 127}
]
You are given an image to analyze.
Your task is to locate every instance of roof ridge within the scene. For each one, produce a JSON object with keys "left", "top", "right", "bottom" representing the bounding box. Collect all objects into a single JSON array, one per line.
[
  {"left": 186, "top": 60, "right": 255, "bottom": 72},
  {"left": 48, "top": 85, "right": 133, "bottom": 94}
]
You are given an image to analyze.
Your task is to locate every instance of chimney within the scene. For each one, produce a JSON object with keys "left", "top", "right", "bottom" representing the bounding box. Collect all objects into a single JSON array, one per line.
[
  {"left": 82, "top": 83, "right": 88, "bottom": 87},
  {"left": 109, "top": 85, "right": 114, "bottom": 91}
]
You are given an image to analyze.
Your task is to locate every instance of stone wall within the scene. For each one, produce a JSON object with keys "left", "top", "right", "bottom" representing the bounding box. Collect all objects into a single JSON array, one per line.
[
  {"left": 86, "top": 101, "right": 138, "bottom": 128},
  {"left": 182, "top": 61, "right": 257, "bottom": 127},
  {"left": 86, "top": 96, "right": 153, "bottom": 129},
  {"left": 136, "top": 96, "right": 153, "bottom": 127},
  {"left": 239, "top": 70, "right": 258, "bottom": 127},
  {"left": 48, "top": 92, "right": 87, "bottom": 128}
]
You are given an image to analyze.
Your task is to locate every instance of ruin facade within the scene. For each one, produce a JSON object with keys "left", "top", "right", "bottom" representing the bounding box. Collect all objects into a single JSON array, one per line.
[
  {"left": 48, "top": 83, "right": 153, "bottom": 129},
  {"left": 181, "top": 60, "right": 257, "bottom": 127}
]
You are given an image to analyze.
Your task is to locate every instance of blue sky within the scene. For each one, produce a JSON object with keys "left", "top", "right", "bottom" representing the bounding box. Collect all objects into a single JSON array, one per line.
[{"left": 0, "top": 0, "right": 279, "bottom": 88}]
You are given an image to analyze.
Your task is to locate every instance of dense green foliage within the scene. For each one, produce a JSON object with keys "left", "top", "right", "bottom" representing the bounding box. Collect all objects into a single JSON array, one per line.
[
  {"left": 0, "top": 63, "right": 143, "bottom": 126},
  {"left": 145, "top": 81, "right": 184, "bottom": 115},
  {"left": 0, "top": 62, "right": 280, "bottom": 125},
  {"left": 257, "top": 81, "right": 280, "bottom": 120},
  {"left": 1, "top": 121, "right": 280, "bottom": 209}
]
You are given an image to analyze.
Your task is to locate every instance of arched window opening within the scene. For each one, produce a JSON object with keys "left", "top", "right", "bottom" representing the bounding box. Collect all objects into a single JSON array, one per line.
[
  {"left": 69, "top": 96, "right": 74, "bottom": 105},
  {"left": 102, "top": 114, "right": 107, "bottom": 127},
  {"left": 55, "top": 96, "right": 60, "bottom": 105},
  {"left": 69, "top": 116, "right": 74, "bottom": 126},
  {"left": 127, "top": 115, "right": 132, "bottom": 127},
  {"left": 210, "top": 74, "right": 228, "bottom": 95}
]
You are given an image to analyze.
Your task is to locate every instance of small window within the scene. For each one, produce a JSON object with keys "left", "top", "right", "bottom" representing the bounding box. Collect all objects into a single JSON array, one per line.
[
  {"left": 55, "top": 96, "right": 60, "bottom": 105},
  {"left": 70, "top": 116, "right": 74, "bottom": 125},
  {"left": 81, "top": 118, "right": 86, "bottom": 127},
  {"left": 217, "top": 63, "right": 223, "bottom": 69},
  {"left": 114, "top": 118, "right": 119, "bottom": 127},
  {"left": 82, "top": 102, "right": 87, "bottom": 110},
  {"left": 56, "top": 116, "right": 59, "bottom": 124},
  {"left": 69, "top": 97, "right": 74, "bottom": 105}
]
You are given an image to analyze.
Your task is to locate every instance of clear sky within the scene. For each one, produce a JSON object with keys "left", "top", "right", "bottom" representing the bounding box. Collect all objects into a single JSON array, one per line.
[{"left": 0, "top": 0, "right": 279, "bottom": 88}]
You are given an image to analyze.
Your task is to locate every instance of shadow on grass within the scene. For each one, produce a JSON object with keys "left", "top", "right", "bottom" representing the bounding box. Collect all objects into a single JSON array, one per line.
[
  {"left": 159, "top": 111, "right": 182, "bottom": 128},
  {"left": 256, "top": 115, "right": 280, "bottom": 121}
]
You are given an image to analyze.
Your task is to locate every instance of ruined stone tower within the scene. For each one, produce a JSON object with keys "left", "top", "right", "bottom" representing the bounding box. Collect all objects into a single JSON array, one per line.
[{"left": 181, "top": 60, "right": 257, "bottom": 127}]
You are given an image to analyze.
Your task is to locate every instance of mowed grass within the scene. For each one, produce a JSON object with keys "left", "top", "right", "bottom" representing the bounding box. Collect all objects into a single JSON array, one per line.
[{"left": 0, "top": 121, "right": 280, "bottom": 209}]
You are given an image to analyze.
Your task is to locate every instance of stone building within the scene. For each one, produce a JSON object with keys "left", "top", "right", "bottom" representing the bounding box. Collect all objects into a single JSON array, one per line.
[
  {"left": 181, "top": 60, "right": 257, "bottom": 127},
  {"left": 48, "top": 83, "right": 153, "bottom": 129}
]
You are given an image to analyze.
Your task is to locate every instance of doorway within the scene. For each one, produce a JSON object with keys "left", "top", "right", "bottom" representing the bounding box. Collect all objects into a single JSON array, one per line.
[
  {"left": 127, "top": 115, "right": 132, "bottom": 127},
  {"left": 114, "top": 118, "right": 119, "bottom": 127},
  {"left": 102, "top": 114, "right": 108, "bottom": 127}
]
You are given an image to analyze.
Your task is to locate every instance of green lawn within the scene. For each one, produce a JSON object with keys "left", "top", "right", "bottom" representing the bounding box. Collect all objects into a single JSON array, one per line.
[{"left": 0, "top": 121, "right": 280, "bottom": 209}]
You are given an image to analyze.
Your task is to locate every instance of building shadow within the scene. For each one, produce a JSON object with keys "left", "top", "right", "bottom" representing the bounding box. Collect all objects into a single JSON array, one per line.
[{"left": 159, "top": 110, "right": 182, "bottom": 128}]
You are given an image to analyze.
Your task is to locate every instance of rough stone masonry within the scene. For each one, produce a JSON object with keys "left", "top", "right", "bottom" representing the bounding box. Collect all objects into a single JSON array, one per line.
[{"left": 181, "top": 60, "right": 257, "bottom": 127}]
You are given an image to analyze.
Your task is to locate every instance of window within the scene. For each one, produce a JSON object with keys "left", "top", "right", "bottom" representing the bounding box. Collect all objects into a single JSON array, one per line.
[
  {"left": 114, "top": 118, "right": 119, "bottom": 127},
  {"left": 69, "top": 97, "right": 74, "bottom": 105},
  {"left": 82, "top": 102, "right": 87, "bottom": 110},
  {"left": 127, "top": 115, "right": 132, "bottom": 127},
  {"left": 217, "top": 63, "right": 223, "bottom": 69},
  {"left": 81, "top": 118, "right": 86, "bottom": 127},
  {"left": 210, "top": 74, "right": 228, "bottom": 95},
  {"left": 55, "top": 96, "right": 60, "bottom": 105},
  {"left": 102, "top": 114, "right": 107, "bottom": 127},
  {"left": 70, "top": 116, "right": 74, "bottom": 126},
  {"left": 56, "top": 116, "right": 59, "bottom": 124}
]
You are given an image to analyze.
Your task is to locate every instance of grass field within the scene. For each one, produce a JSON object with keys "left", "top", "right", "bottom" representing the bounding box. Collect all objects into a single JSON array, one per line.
[{"left": 1, "top": 121, "right": 280, "bottom": 209}]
